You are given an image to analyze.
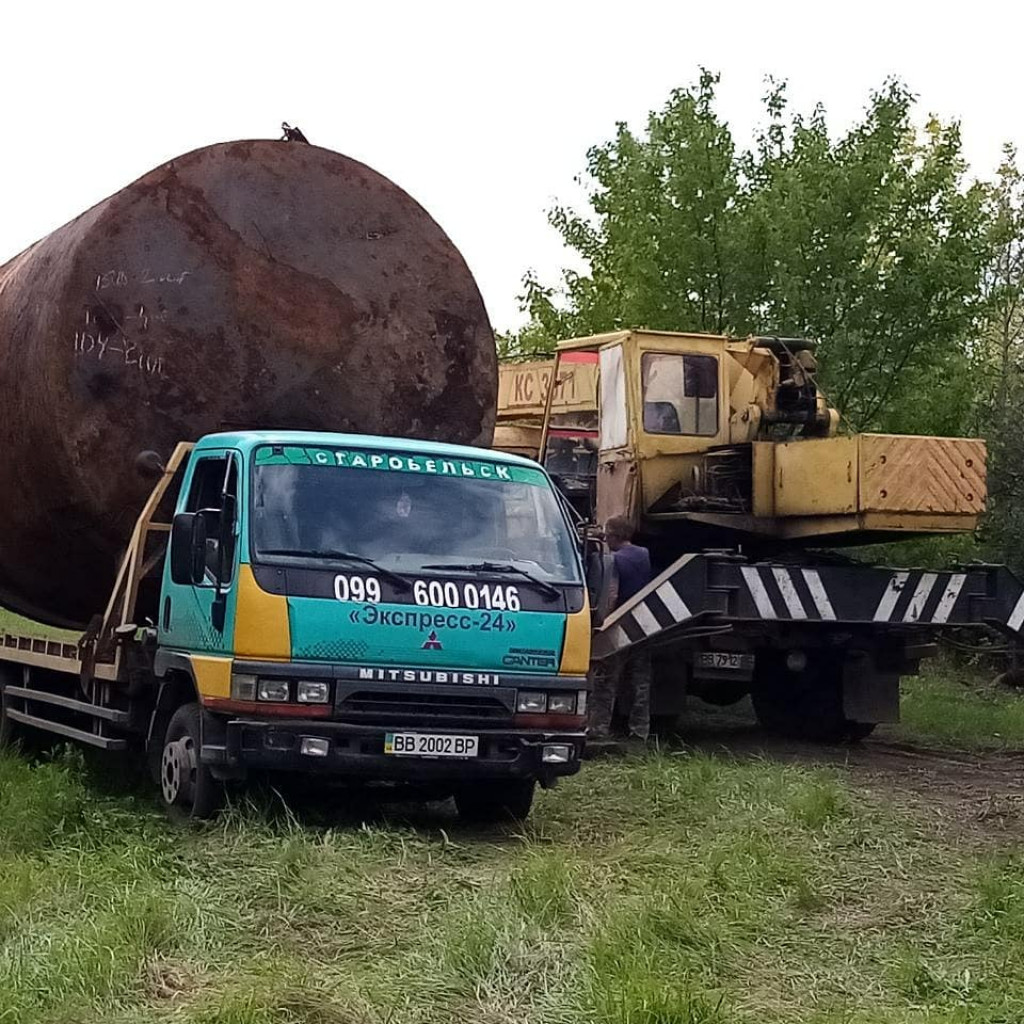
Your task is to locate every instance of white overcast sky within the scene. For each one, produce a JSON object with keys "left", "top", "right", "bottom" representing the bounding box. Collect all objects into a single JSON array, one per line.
[{"left": 2, "top": 0, "right": 1022, "bottom": 331}]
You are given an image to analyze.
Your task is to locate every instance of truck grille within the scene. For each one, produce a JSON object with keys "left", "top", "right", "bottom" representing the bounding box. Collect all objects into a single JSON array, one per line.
[{"left": 338, "top": 689, "right": 511, "bottom": 726}]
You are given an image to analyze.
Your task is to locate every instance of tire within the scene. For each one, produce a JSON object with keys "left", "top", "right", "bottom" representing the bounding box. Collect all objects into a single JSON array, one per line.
[
  {"left": 691, "top": 684, "right": 749, "bottom": 708},
  {"left": 454, "top": 779, "right": 536, "bottom": 824},
  {"left": 752, "top": 652, "right": 874, "bottom": 743},
  {"left": 844, "top": 720, "right": 877, "bottom": 742},
  {"left": 160, "top": 703, "right": 223, "bottom": 821}
]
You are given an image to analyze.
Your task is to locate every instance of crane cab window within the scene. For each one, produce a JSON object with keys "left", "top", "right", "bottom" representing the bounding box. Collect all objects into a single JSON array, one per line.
[
  {"left": 599, "top": 344, "right": 628, "bottom": 449},
  {"left": 641, "top": 353, "right": 719, "bottom": 437}
]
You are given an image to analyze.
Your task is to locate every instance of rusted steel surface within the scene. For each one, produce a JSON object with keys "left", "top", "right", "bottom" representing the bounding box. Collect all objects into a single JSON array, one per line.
[{"left": 0, "top": 141, "right": 496, "bottom": 625}]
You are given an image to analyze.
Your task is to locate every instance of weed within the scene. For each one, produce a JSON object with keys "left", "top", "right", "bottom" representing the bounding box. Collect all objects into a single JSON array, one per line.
[
  {"left": 586, "top": 932, "right": 728, "bottom": 1024},
  {"left": 189, "top": 974, "right": 369, "bottom": 1024},
  {"left": 439, "top": 901, "right": 504, "bottom": 989},
  {"left": 966, "top": 856, "right": 1024, "bottom": 942},
  {"left": 786, "top": 777, "right": 849, "bottom": 830},
  {"left": 0, "top": 747, "right": 88, "bottom": 853},
  {"left": 507, "top": 849, "right": 578, "bottom": 926}
]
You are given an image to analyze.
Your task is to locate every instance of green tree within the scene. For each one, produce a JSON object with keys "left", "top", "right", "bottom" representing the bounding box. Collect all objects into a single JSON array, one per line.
[
  {"left": 976, "top": 147, "right": 1024, "bottom": 566},
  {"left": 511, "top": 73, "right": 995, "bottom": 437}
]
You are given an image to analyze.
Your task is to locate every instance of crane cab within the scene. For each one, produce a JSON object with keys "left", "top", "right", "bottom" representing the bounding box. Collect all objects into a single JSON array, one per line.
[{"left": 542, "top": 330, "right": 984, "bottom": 550}]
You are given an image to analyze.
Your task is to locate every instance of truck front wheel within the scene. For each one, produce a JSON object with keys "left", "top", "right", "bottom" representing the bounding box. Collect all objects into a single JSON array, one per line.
[
  {"left": 454, "top": 779, "right": 535, "bottom": 824},
  {"left": 160, "top": 703, "right": 223, "bottom": 821}
]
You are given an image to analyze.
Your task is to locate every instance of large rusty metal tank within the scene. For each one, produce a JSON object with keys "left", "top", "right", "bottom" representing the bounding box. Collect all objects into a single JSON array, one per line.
[{"left": 0, "top": 140, "right": 497, "bottom": 625}]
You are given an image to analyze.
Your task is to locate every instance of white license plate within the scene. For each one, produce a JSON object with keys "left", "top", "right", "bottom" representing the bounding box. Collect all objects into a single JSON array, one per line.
[
  {"left": 695, "top": 652, "right": 755, "bottom": 671},
  {"left": 384, "top": 732, "right": 479, "bottom": 758}
]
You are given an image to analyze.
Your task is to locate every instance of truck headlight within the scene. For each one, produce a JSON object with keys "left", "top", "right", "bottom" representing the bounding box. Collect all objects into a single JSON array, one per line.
[
  {"left": 516, "top": 691, "right": 547, "bottom": 713},
  {"left": 542, "top": 744, "right": 572, "bottom": 764},
  {"left": 297, "top": 680, "right": 331, "bottom": 704},
  {"left": 231, "top": 673, "right": 258, "bottom": 701},
  {"left": 547, "top": 693, "right": 577, "bottom": 714},
  {"left": 257, "top": 679, "right": 290, "bottom": 702}
]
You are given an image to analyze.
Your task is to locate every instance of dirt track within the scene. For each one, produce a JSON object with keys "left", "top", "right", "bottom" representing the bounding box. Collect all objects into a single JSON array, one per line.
[{"left": 671, "top": 701, "right": 1024, "bottom": 844}]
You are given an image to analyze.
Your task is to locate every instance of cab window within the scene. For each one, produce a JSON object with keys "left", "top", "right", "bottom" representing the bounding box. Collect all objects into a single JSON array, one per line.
[
  {"left": 185, "top": 455, "right": 239, "bottom": 585},
  {"left": 599, "top": 344, "right": 628, "bottom": 449},
  {"left": 641, "top": 353, "right": 719, "bottom": 437}
]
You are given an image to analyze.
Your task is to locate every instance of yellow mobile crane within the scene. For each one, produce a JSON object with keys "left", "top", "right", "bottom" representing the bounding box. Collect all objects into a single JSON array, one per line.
[{"left": 498, "top": 330, "right": 1020, "bottom": 740}]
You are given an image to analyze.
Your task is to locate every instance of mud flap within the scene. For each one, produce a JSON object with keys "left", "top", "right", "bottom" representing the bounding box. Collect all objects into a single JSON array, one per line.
[{"left": 842, "top": 653, "right": 900, "bottom": 724}]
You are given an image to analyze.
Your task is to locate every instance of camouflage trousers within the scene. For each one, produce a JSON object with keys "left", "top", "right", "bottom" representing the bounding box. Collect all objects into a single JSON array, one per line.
[{"left": 588, "top": 648, "right": 652, "bottom": 741}]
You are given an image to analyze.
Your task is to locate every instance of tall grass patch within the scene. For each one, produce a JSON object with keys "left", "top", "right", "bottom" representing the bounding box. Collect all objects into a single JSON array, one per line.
[
  {"left": 0, "top": 748, "right": 88, "bottom": 853},
  {"left": 891, "top": 661, "right": 1024, "bottom": 749},
  {"left": 2, "top": 720, "right": 1024, "bottom": 1020},
  {"left": 586, "top": 899, "right": 729, "bottom": 1024}
]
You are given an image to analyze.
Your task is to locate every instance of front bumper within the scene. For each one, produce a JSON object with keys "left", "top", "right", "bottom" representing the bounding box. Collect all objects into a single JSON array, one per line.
[{"left": 202, "top": 716, "right": 584, "bottom": 784}]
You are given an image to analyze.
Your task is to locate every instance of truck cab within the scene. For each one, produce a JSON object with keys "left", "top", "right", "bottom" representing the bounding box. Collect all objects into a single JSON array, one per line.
[
  {"left": 541, "top": 331, "right": 983, "bottom": 553},
  {"left": 0, "top": 431, "right": 591, "bottom": 822}
]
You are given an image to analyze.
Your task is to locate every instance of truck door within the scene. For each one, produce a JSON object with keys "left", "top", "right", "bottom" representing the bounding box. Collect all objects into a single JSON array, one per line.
[
  {"left": 636, "top": 348, "right": 727, "bottom": 515},
  {"left": 160, "top": 451, "right": 241, "bottom": 654},
  {"left": 595, "top": 343, "right": 641, "bottom": 526}
]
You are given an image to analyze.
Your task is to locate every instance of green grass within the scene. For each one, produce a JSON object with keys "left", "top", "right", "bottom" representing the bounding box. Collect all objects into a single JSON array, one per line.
[
  {"left": 0, "top": 605, "right": 81, "bottom": 643},
  {"left": 887, "top": 658, "right": 1024, "bottom": 749},
  {"left": 1, "top": 733, "right": 1024, "bottom": 1024},
  {"left": 2, "top": 656, "right": 1023, "bottom": 1021}
]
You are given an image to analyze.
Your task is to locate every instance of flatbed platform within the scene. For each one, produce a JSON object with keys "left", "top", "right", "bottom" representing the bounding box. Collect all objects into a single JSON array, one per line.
[{"left": 1, "top": 614, "right": 118, "bottom": 680}]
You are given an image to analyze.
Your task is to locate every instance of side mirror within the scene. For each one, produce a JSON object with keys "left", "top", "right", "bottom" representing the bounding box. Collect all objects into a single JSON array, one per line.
[{"left": 170, "top": 512, "right": 207, "bottom": 586}]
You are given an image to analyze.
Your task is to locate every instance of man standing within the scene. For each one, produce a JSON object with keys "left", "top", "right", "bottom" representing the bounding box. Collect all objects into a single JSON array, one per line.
[{"left": 589, "top": 516, "right": 653, "bottom": 746}]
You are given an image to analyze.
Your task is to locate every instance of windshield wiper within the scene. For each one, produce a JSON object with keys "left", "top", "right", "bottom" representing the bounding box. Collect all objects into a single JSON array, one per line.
[
  {"left": 420, "top": 561, "right": 561, "bottom": 601},
  {"left": 259, "top": 548, "right": 412, "bottom": 591}
]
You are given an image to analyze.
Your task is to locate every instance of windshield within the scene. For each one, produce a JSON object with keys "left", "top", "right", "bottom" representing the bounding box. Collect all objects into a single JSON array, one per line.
[{"left": 250, "top": 445, "right": 582, "bottom": 584}]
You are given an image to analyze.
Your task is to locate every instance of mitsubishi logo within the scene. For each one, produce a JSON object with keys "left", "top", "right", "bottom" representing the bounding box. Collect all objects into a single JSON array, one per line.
[{"left": 421, "top": 630, "right": 443, "bottom": 651}]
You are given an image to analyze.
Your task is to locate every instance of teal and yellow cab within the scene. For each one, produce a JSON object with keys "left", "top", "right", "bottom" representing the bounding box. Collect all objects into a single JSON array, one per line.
[{"left": 155, "top": 431, "right": 592, "bottom": 805}]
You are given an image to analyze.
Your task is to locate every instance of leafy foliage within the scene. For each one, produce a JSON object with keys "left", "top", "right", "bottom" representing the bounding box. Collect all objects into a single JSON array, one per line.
[
  {"left": 510, "top": 72, "right": 998, "bottom": 438},
  {"left": 977, "top": 148, "right": 1024, "bottom": 566},
  {"left": 507, "top": 72, "right": 1024, "bottom": 565}
]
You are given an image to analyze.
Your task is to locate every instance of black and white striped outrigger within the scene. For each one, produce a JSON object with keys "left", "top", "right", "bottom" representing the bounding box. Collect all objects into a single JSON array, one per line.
[{"left": 592, "top": 552, "right": 1024, "bottom": 660}]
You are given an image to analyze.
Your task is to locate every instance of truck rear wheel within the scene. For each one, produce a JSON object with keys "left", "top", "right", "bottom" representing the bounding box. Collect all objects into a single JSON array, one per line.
[
  {"left": 160, "top": 703, "right": 223, "bottom": 821},
  {"left": 752, "top": 652, "right": 876, "bottom": 743},
  {"left": 454, "top": 779, "right": 535, "bottom": 824}
]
